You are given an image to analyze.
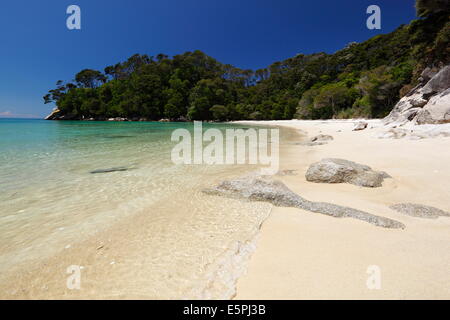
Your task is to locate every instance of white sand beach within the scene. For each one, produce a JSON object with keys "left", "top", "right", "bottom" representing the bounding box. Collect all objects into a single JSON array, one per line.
[
  {"left": 1, "top": 119, "right": 449, "bottom": 300},
  {"left": 233, "top": 119, "right": 450, "bottom": 300}
]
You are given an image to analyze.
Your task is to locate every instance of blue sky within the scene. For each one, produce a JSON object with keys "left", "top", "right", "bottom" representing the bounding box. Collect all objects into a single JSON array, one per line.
[{"left": 0, "top": 0, "right": 417, "bottom": 118}]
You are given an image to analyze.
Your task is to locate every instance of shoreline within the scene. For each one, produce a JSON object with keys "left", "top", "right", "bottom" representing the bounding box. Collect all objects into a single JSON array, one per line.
[
  {"left": 1, "top": 119, "right": 449, "bottom": 299},
  {"left": 232, "top": 119, "right": 450, "bottom": 299},
  {"left": 0, "top": 121, "right": 289, "bottom": 300}
]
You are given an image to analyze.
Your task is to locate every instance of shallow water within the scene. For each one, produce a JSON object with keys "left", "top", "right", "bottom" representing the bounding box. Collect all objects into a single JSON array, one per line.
[{"left": 0, "top": 119, "right": 284, "bottom": 298}]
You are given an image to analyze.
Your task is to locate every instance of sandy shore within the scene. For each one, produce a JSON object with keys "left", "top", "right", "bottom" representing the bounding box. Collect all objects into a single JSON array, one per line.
[
  {"left": 233, "top": 119, "right": 450, "bottom": 299},
  {"left": 1, "top": 119, "right": 448, "bottom": 299}
]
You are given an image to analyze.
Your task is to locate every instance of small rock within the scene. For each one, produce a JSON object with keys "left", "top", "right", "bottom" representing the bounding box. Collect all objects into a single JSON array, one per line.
[
  {"left": 353, "top": 121, "right": 368, "bottom": 131},
  {"left": 90, "top": 166, "right": 130, "bottom": 174},
  {"left": 295, "top": 134, "right": 334, "bottom": 146},
  {"left": 310, "top": 134, "right": 334, "bottom": 142}
]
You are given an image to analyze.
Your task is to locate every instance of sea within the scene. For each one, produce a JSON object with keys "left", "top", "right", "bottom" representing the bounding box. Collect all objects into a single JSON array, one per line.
[{"left": 0, "top": 118, "right": 283, "bottom": 299}]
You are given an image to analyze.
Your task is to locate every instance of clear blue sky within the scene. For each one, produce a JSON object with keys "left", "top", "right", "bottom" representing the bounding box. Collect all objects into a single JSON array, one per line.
[{"left": 0, "top": 0, "right": 417, "bottom": 118}]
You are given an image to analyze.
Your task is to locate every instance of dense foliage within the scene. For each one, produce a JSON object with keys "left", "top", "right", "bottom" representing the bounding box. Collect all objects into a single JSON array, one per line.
[{"left": 45, "top": 6, "right": 449, "bottom": 121}]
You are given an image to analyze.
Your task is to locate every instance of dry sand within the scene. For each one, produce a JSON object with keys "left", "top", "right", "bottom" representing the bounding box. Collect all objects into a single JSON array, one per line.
[{"left": 234, "top": 119, "right": 450, "bottom": 300}]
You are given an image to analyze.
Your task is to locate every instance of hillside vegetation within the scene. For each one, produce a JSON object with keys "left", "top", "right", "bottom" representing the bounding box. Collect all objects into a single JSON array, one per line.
[{"left": 45, "top": 3, "right": 449, "bottom": 121}]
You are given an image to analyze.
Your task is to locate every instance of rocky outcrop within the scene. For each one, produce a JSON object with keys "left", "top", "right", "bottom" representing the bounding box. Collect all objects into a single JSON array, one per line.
[
  {"left": 45, "top": 108, "right": 61, "bottom": 120},
  {"left": 415, "top": 88, "right": 450, "bottom": 124},
  {"left": 45, "top": 108, "right": 83, "bottom": 120},
  {"left": 203, "top": 176, "right": 404, "bottom": 229},
  {"left": 305, "top": 158, "right": 390, "bottom": 188},
  {"left": 390, "top": 203, "right": 450, "bottom": 219},
  {"left": 385, "top": 65, "right": 450, "bottom": 125}
]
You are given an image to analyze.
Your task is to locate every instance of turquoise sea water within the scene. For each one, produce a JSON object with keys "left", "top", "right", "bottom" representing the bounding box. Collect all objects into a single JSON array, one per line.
[{"left": 0, "top": 119, "right": 273, "bottom": 298}]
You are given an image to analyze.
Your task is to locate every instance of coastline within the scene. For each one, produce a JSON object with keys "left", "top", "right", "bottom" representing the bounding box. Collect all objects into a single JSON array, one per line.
[
  {"left": 233, "top": 119, "right": 450, "bottom": 299},
  {"left": 0, "top": 121, "right": 286, "bottom": 300},
  {"left": 1, "top": 119, "right": 449, "bottom": 299},
  {"left": 2, "top": 0, "right": 449, "bottom": 304}
]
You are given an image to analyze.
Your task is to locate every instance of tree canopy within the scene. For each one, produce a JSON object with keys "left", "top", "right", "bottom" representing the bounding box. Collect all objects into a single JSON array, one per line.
[{"left": 44, "top": 4, "right": 449, "bottom": 121}]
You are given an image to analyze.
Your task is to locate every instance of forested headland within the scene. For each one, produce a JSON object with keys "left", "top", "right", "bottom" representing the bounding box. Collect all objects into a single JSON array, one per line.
[{"left": 44, "top": 1, "right": 449, "bottom": 121}]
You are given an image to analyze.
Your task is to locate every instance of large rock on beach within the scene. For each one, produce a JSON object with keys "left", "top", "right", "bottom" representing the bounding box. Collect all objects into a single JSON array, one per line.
[
  {"left": 305, "top": 158, "right": 390, "bottom": 188},
  {"left": 415, "top": 88, "right": 450, "bottom": 124},
  {"left": 385, "top": 65, "right": 450, "bottom": 125},
  {"left": 203, "top": 175, "right": 404, "bottom": 229}
]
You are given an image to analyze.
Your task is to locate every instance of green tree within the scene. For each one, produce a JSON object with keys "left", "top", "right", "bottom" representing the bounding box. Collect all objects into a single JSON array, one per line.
[
  {"left": 358, "top": 66, "right": 401, "bottom": 117},
  {"left": 210, "top": 105, "right": 228, "bottom": 121},
  {"left": 75, "top": 69, "right": 107, "bottom": 88}
]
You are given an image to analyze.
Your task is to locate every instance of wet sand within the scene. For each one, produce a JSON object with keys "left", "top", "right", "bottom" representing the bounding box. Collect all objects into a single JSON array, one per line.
[{"left": 0, "top": 165, "right": 272, "bottom": 300}]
